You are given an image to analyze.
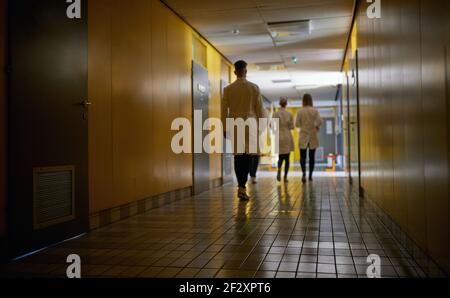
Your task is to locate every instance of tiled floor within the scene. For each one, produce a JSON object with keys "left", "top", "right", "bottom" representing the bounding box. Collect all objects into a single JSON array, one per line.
[{"left": 0, "top": 172, "right": 426, "bottom": 278}]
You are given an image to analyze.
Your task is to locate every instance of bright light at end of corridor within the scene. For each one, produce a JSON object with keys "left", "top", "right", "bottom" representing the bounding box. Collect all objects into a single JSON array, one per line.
[{"left": 291, "top": 71, "right": 343, "bottom": 87}]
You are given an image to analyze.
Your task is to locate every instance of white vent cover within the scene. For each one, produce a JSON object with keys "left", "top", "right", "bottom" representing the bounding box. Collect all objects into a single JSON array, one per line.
[
  {"left": 33, "top": 166, "right": 75, "bottom": 230},
  {"left": 267, "top": 20, "right": 311, "bottom": 38}
]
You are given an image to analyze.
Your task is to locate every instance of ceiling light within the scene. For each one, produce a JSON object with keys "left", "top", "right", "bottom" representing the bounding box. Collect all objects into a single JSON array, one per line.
[
  {"left": 272, "top": 79, "right": 292, "bottom": 84},
  {"left": 295, "top": 84, "right": 319, "bottom": 90}
]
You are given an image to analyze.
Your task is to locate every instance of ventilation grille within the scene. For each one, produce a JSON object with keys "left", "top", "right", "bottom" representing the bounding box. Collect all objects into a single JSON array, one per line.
[
  {"left": 33, "top": 166, "right": 75, "bottom": 230},
  {"left": 267, "top": 20, "right": 311, "bottom": 37}
]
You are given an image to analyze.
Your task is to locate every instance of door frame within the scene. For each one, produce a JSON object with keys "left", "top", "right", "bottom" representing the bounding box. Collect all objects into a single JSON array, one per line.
[
  {"left": 345, "top": 72, "right": 352, "bottom": 184},
  {"left": 191, "top": 61, "right": 210, "bottom": 195},
  {"left": 220, "top": 79, "right": 233, "bottom": 184},
  {"left": 345, "top": 49, "right": 363, "bottom": 197},
  {"left": 355, "top": 50, "right": 363, "bottom": 197}
]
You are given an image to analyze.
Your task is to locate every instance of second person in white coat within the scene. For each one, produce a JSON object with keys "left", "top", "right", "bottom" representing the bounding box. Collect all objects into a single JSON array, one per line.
[{"left": 295, "top": 93, "right": 323, "bottom": 183}]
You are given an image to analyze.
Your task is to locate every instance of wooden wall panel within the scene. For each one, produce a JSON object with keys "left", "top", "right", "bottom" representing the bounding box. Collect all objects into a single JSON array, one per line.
[
  {"left": 88, "top": 0, "right": 226, "bottom": 214},
  {"left": 420, "top": 0, "right": 450, "bottom": 272},
  {"left": 178, "top": 22, "right": 193, "bottom": 190},
  {"left": 0, "top": 0, "right": 6, "bottom": 236},
  {"left": 111, "top": 0, "right": 146, "bottom": 206},
  {"left": 447, "top": 1, "right": 450, "bottom": 273},
  {"left": 88, "top": 0, "right": 113, "bottom": 213},
  {"left": 355, "top": 0, "right": 450, "bottom": 273},
  {"left": 167, "top": 13, "right": 191, "bottom": 191},
  {"left": 221, "top": 61, "right": 231, "bottom": 83},
  {"left": 401, "top": 0, "right": 427, "bottom": 252},
  {"left": 131, "top": 0, "right": 153, "bottom": 200},
  {"left": 151, "top": 0, "right": 169, "bottom": 195},
  {"left": 207, "top": 49, "right": 222, "bottom": 180}
]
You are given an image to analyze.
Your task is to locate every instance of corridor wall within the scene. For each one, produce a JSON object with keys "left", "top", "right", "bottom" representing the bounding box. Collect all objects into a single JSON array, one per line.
[
  {"left": 353, "top": 0, "right": 450, "bottom": 274},
  {"left": 208, "top": 49, "right": 223, "bottom": 181},
  {"left": 0, "top": 0, "right": 6, "bottom": 244},
  {"left": 88, "top": 0, "right": 229, "bottom": 215}
]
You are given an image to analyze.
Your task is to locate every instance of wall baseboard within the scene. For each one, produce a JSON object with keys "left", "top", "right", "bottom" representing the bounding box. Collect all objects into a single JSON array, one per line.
[
  {"left": 357, "top": 187, "right": 448, "bottom": 278},
  {"left": 89, "top": 186, "right": 192, "bottom": 230},
  {"left": 209, "top": 178, "right": 223, "bottom": 190},
  {"left": 89, "top": 178, "right": 223, "bottom": 231}
]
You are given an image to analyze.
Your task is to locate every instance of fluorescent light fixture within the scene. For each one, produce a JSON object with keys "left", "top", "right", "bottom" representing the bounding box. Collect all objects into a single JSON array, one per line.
[
  {"left": 272, "top": 79, "right": 292, "bottom": 84},
  {"left": 295, "top": 84, "right": 319, "bottom": 90}
]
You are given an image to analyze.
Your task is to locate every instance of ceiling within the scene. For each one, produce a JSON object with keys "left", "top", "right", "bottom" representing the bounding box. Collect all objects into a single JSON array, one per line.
[{"left": 163, "top": 0, "right": 354, "bottom": 104}]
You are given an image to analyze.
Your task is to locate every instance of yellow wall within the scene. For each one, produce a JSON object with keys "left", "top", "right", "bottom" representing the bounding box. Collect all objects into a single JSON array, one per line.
[
  {"left": 349, "top": 0, "right": 450, "bottom": 273},
  {"left": 207, "top": 44, "right": 223, "bottom": 180},
  {"left": 88, "top": 0, "right": 229, "bottom": 213}
]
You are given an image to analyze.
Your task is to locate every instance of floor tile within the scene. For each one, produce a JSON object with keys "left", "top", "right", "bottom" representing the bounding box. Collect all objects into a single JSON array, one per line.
[{"left": 0, "top": 174, "right": 429, "bottom": 279}]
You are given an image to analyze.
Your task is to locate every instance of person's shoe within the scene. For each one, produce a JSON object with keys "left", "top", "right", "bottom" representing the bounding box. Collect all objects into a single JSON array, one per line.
[
  {"left": 309, "top": 177, "right": 313, "bottom": 182},
  {"left": 276, "top": 172, "right": 281, "bottom": 182},
  {"left": 284, "top": 177, "right": 289, "bottom": 183},
  {"left": 302, "top": 174, "right": 307, "bottom": 183},
  {"left": 238, "top": 188, "right": 250, "bottom": 201},
  {"left": 251, "top": 177, "right": 257, "bottom": 184}
]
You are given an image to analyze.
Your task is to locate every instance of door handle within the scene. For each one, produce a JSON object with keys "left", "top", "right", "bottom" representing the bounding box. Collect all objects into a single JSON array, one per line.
[
  {"left": 80, "top": 100, "right": 92, "bottom": 107},
  {"left": 76, "top": 100, "right": 92, "bottom": 120}
]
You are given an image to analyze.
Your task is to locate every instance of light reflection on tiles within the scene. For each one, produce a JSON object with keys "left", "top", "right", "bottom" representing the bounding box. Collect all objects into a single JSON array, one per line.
[{"left": 0, "top": 172, "right": 425, "bottom": 278}]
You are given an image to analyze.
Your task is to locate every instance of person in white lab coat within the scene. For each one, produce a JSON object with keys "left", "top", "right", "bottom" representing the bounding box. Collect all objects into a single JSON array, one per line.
[
  {"left": 222, "top": 60, "right": 267, "bottom": 201},
  {"left": 272, "top": 98, "right": 295, "bottom": 183},
  {"left": 295, "top": 93, "right": 323, "bottom": 183}
]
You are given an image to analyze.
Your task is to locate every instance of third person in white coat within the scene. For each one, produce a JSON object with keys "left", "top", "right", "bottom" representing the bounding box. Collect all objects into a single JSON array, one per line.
[
  {"left": 273, "top": 98, "right": 295, "bottom": 183},
  {"left": 295, "top": 93, "right": 323, "bottom": 183}
]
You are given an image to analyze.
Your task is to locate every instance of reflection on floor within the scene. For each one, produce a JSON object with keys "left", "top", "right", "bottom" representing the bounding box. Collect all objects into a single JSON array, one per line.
[
  {"left": 257, "top": 170, "right": 348, "bottom": 178},
  {"left": 0, "top": 172, "right": 425, "bottom": 278}
]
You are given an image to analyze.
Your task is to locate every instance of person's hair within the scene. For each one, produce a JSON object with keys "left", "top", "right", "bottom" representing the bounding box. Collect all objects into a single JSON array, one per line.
[
  {"left": 234, "top": 60, "right": 247, "bottom": 73},
  {"left": 279, "top": 98, "right": 288, "bottom": 108},
  {"left": 302, "top": 93, "right": 313, "bottom": 107}
]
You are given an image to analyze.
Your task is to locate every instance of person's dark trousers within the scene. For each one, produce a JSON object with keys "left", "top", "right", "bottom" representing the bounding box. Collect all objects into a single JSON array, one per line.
[
  {"left": 235, "top": 154, "right": 252, "bottom": 188},
  {"left": 300, "top": 149, "right": 316, "bottom": 178},
  {"left": 250, "top": 155, "right": 260, "bottom": 178},
  {"left": 278, "top": 154, "right": 290, "bottom": 177}
]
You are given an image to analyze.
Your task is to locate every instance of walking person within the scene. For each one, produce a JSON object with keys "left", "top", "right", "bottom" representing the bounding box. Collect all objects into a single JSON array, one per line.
[
  {"left": 273, "top": 98, "right": 295, "bottom": 183},
  {"left": 222, "top": 60, "right": 266, "bottom": 200},
  {"left": 295, "top": 94, "right": 323, "bottom": 183},
  {"left": 249, "top": 155, "right": 260, "bottom": 184}
]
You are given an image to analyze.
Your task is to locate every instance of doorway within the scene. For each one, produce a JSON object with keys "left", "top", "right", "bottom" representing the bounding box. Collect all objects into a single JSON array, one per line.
[
  {"left": 192, "top": 61, "right": 210, "bottom": 195},
  {"left": 346, "top": 50, "right": 363, "bottom": 196},
  {"left": 8, "top": 0, "right": 89, "bottom": 257},
  {"left": 221, "top": 79, "right": 233, "bottom": 185}
]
